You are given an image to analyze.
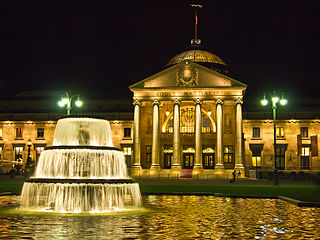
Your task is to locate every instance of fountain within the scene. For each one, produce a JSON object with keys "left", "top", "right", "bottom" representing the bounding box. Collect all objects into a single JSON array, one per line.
[{"left": 20, "top": 116, "right": 141, "bottom": 213}]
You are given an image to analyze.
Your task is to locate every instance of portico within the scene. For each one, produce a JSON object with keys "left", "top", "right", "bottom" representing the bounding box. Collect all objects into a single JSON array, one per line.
[{"left": 130, "top": 51, "right": 246, "bottom": 178}]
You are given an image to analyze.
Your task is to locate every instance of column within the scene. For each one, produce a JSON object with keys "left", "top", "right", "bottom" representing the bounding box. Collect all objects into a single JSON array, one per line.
[
  {"left": 132, "top": 99, "right": 141, "bottom": 170},
  {"left": 172, "top": 99, "right": 181, "bottom": 170},
  {"left": 215, "top": 98, "right": 224, "bottom": 169},
  {"left": 151, "top": 99, "right": 160, "bottom": 170},
  {"left": 194, "top": 98, "right": 203, "bottom": 169},
  {"left": 235, "top": 98, "right": 245, "bottom": 171}
]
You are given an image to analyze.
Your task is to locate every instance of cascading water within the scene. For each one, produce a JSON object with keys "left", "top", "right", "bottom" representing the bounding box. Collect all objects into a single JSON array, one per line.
[{"left": 20, "top": 116, "right": 141, "bottom": 213}]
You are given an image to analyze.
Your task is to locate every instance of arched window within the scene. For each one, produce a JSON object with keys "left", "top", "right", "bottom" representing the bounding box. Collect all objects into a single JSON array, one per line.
[{"left": 165, "top": 106, "right": 214, "bottom": 133}]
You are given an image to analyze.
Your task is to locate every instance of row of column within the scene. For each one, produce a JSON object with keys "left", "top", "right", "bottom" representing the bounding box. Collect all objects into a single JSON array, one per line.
[{"left": 132, "top": 98, "right": 244, "bottom": 171}]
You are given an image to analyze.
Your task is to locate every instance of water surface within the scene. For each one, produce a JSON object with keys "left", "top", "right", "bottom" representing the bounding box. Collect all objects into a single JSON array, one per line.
[{"left": 1, "top": 195, "right": 319, "bottom": 239}]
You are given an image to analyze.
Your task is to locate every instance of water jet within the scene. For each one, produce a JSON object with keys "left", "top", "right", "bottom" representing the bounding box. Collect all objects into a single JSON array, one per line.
[{"left": 20, "top": 116, "right": 141, "bottom": 213}]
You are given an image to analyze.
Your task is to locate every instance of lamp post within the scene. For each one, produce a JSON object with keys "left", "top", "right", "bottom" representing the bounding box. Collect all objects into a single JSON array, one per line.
[
  {"left": 58, "top": 92, "right": 83, "bottom": 115},
  {"left": 261, "top": 92, "right": 287, "bottom": 185},
  {"left": 25, "top": 139, "right": 33, "bottom": 177}
]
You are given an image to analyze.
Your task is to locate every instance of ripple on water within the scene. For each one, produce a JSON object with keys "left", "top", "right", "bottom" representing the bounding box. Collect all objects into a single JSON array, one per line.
[{"left": 1, "top": 195, "right": 320, "bottom": 239}]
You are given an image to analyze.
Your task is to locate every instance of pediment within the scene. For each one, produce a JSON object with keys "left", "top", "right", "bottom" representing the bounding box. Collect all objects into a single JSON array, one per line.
[{"left": 129, "top": 61, "right": 246, "bottom": 91}]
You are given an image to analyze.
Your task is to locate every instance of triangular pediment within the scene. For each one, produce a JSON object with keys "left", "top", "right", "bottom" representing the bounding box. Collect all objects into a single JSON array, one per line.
[{"left": 129, "top": 61, "right": 246, "bottom": 91}]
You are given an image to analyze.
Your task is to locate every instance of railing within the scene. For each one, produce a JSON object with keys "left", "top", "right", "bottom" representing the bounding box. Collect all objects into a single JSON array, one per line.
[
  {"left": 255, "top": 166, "right": 320, "bottom": 171},
  {"left": 134, "top": 172, "right": 238, "bottom": 181}
]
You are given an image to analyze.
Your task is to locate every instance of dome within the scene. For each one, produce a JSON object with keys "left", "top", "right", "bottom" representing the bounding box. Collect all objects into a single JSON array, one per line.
[
  {"left": 167, "top": 49, "right": 226, "bottom": 66},
  {"left": 167, "top": 43, "right": 229, "bottom": 75}
]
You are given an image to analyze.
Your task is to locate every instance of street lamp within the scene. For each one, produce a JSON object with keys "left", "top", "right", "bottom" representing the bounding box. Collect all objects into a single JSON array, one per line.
[
  {"left": 58, "top": 92, "right": 83, "bottom": 115},
  {"left": 25, "top": 139, "right": 33, "bottom": 177},
  {"left": 260, "top": 92, "right": 287, "bottom": 185}
]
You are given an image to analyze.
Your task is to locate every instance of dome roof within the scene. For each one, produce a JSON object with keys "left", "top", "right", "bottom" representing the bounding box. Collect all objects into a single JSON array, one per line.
[
  {"left": 166, "top": 43, "right": 229, "bottom": 75},
  {"left": 167, "top": 49, "right": 226, "bottom": 66}
]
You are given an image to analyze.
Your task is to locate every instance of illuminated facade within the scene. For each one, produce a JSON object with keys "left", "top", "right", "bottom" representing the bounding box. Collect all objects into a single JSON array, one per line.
[
  {"left": 0, "top": 49, "right": 319, "bottom": 178},
  {"left": 0, "top": 117, "right": 134, "bottom": 174},
  {"left": 1, "top": 117, "right": 319, "bottom": 176},
  {"left": 129, "top": 43, "right": 247, "bottom": 177},
  {"left": 244, "top": 119, "right": 320, "bottom": 176}
]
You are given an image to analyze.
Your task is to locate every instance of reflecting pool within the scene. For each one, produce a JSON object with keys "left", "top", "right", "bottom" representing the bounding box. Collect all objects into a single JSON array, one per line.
[{"left": 1, "top": 195, "right": 320, "bottom": 239}]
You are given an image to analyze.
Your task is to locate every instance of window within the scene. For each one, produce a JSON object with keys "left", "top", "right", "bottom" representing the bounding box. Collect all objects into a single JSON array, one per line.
[
  {"left": 14, "top": 147, "right": 23, "bottom": 162},
  {"left": 16, "top": 128, "right": 23, "bottom": 138},
  {"left": 37, "top": 128, "right": 44, "bottom": 138},
  {"left": 146, "top": 145, "right": 152, "bottom": 163},
  {"left": 301, "top": 147, "right": 310, "bottom": 170},
  {"left": 301, "top": 147, "right": 310, "bottom": 156},
  {"left": 301, "top": 127, "right": 308, "bottom": 138},
  {"left": 252, "top": 127, "right": 260, "bottom": 138},
  {"left": 251, "top": 147, "right": 262, "bottom": 168},
  {"left": 276, "top": 127, "right": 284, "bottom": 138},
  {"left": 167, "top": 107, "right": 213, "bottom": 133},
  {"left": 123, "top": 128, "right": 131, "bottom": 138},
  {"left": 123, "top": 147, "right": 132, "bottom": 168},
  {"left": 180, "top": 108, "right": 194, "bottom": 133},
  {"left": 0, "top": 128, "right": 2, "bottom": 138},
  {"left": 224, "top": 145, "right": 233, "bottom": 163},
  {"left": 275, "top": 145, "right": 286, "bottom": 170}
]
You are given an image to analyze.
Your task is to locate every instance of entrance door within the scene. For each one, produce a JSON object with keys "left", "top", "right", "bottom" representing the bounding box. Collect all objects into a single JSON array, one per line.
[
  {"left": 183, "top": 154, "right": 194, "bottom": 169},
  {"left": 183, "top": 147, "right": 195, "bottom": 169},
  {"left": 202, "top": 147, "right": 215, "bottom": 169},
  {"left": 203, "top": 154, "right": 214, "bottom": 169},
  {"left": 164, "top": 153, "right": 172, "bottom": 169}
]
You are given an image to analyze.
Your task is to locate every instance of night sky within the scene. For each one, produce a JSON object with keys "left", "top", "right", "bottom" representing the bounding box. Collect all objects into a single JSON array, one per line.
[{"left": 2, "top": 0, "right": 320, "bottom": 110}]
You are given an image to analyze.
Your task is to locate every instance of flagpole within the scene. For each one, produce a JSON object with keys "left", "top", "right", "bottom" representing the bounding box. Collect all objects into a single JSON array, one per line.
[{"left": 190, "top": 2, "right": 203, "bottom": 44}]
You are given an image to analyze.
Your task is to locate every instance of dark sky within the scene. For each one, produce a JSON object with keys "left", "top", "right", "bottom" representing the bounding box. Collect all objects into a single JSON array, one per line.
[{"left": 1, "top": 0, "right": 320, "bottom": 109}]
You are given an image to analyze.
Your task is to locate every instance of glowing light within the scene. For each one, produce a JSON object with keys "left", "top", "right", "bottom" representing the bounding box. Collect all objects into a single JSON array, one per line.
[
  {"left": 280, "top": 98, "right": 287, "bottom": 105},
  {"left": 58, "top": 93, "right": 83, "bottom": 115},
  {"left": 61, "top": 98, "right": 69, "bottom": 105},
  {"left": 261, "top": 99, "right": 268, "bottom": 106},
  {"left": 202, "top": 147, "right": 214, "bottom": 153},
  {"left": 207, "top": 111, "right": 211, "bottom": 115},
  {"left": 166, "top": 110, "right": 170, "bottom": 116},
  {"left": 58, "top": 101, "right": 65, "bottom": 107},
  {"left": 75, "top": 98, "right": 83, "bottom": 107},
  {"left": 272, "top": 96, "right": 279, "bottom": 103},
  {"left": 183, "top": 147, "right": 195, "bottom": 153}
]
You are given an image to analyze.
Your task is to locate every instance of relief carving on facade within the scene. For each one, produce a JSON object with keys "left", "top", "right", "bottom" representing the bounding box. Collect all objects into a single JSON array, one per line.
[{"left": 176, "top": 63, "right": 198, "bottom": 86}]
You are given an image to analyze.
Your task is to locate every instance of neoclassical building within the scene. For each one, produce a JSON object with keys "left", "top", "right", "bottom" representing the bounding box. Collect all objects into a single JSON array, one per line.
[
  {"left": 0, "top": 47, "right": 319, "bottom": 178},
  {"left": 129, "top": 43, "right": 247, "bottom": 177}
]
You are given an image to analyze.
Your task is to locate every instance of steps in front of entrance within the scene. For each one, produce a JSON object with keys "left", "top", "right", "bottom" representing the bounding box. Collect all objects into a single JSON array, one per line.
[{"left": 132, "top": 169, "right": 244, "bottom": 180}]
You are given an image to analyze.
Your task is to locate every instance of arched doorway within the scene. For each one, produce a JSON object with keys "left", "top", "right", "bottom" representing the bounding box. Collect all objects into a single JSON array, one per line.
[
  {"left": 183, "top": 147, "right": 195, "bottom": 169},
  {"left": 163, "top": 145, "right": 173, "bottom": 169},
  {"left": 202, "top": 147, "right": 215, "bottom": 169}
]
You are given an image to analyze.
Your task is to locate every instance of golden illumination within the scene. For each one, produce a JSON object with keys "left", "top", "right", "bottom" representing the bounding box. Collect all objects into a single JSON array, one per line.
[
  {"left": 167, "top": 50, "right": 226, "bottom": 66},
  {"left": 203, "top": 147, "right": 214, "bottom": 153},
  {"left": 183, "top": 147, "right": 195, "bottom": 153},
  {"left": 252, "top": 156, "right": 261, "bottom": 167},
  {"left": 301, "top": 147, "right": 310, "bottom": 156},
  {"left": 164, "top": 149, "right": 173, "bottom": 153}
]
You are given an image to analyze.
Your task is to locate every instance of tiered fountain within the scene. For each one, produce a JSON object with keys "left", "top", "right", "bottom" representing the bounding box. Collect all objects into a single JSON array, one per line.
[{"left": 20, "top": 116, "right": 141, "bottom": 213}]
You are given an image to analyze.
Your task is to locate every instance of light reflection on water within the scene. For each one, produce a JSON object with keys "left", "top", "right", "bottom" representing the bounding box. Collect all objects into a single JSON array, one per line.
[{"left": 1, "top": 195, "right": 320, "bottom": 239}]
